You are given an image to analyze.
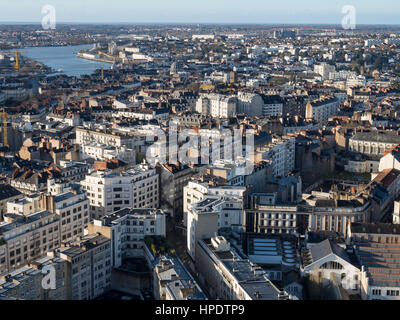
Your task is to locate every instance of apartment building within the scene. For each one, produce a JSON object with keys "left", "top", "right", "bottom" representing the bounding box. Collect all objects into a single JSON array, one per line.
[
  {"left": 39, "top": 188, "right": 90, "bottom": 243},
  {"left": 261, "top": 94, "right": 283, "bottom": 117},
  {"left": 0, "top": 255, "right": 67, "bottom": 300},
  {"left": 256, "top": 136, "right": 295, "bottom": 178},
  {"left": 306, "top": 96, "right": 339, "bottom": 124},
  {"left": 237, "top": 92, "right": 263, "bottom": 116},
  {"left": 0, "top": 210, "right": 60, "bottom": 273},
  {"left": 195, "top": 94, "right": 237, "bottom": 118},
  {"left": 153, "top": 255, "right": 206, "bottom": 300},
  {"left": 88, "top": 208, "right": 166, "bottom": 268},
  {"left": 0, "top": 184, "right": 23, "bottom": 222},
  {"left": 183, "top": 180, "right": 247, "bottom": 227},
  {"left": 157, "top": 163, "right": 194, "bottom": 219},
  {"left": 76, "top": 127, "right": 137, "bottom": 149},
  {"left": 81, "top": 163, "right": 159, "bottom": 219},
  {"left": 187, "top": 195, "right": 244, "bottom": 260},
  {"left": 196, "top": 236, "right": 289, "bottom": 300},
  {"left": 58, "top": 233, "right": 112, "bottom": 300},
  {"left": 58, "top": 160, "right": 90, "bottom": 183}
]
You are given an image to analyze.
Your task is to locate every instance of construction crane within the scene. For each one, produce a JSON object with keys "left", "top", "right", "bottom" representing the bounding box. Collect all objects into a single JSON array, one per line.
[
  {"left": 15, "top": 51, "right": 20, "bottom": 71},
  {"left": 0, "top": 111, "right": 8, "bottom": 148}
]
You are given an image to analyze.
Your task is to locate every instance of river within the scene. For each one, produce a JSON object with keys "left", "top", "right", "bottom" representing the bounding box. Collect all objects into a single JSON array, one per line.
[{"left": 19, "top": 44, "right": 112, "bottom": 77}]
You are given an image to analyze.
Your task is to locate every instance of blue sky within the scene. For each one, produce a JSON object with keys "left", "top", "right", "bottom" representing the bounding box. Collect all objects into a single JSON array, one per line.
[{"left": 1, "top": 0, "right": 399, "bottom": 24}]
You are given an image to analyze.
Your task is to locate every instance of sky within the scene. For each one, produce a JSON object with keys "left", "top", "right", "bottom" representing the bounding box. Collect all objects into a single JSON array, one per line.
[{"left": 0, "top": 0, "right": 399, "bottom": 25}]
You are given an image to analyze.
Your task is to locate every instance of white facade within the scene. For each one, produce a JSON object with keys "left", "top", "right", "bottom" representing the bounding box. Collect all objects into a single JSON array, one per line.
[
  {"left": 81, "top": 163, "right": 159, "bottom": 219},
  {"left": 195, "top": 94, "right": 237, "bottom": 118},
  {"left": 258, "top": 136, "right": 295, "bottom": 178},
  {"left": 90, "top": 208, "right": 166, "bottom": 268}
]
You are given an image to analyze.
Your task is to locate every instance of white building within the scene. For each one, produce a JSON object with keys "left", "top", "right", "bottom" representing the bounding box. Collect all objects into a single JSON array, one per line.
[
  {"left": 88, "top": 208, "right": 166, "bottom": 268},
  {"left": 183, "top": 180, "right": 246, "bottom": 226},
  {"left": 314, "top": 63, "right": 335, "bottom": 80},
  {"left": 196, "top": 236, "right": 290, "bottom": 300},
  {"left": 81, "top": 163, "right": 159, "bottom": 219},
  {"left": 195, "top": 94, "right": 237, "bottom": 118},
  {"left": 301, "top": 239, "right": 361, "bottom": 294},
  {"left": 256, "top": 136, "right": 295, "bottom": 178},
  {"left": 306, "top": 96, "right": 339, "bottom": 124},
  {"left": 237, "top": 92, "right": 263, "bottom": 116}
]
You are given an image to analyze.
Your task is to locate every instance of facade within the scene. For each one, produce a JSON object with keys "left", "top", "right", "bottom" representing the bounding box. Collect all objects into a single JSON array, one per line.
[
  {"left": 76, "top": 127, "right": 137, "bottom": 149},
  {"left": 244, "top": 204, "right": 299, "bottom": 235},
  {"left": 256, "top": 136, "right": 295, "bottom": 178},
  {"left": 301, "top": 239, "right": 361, "bottom": 294},
  {"left": 349, "top": 131, "right": 400, "bottom": 157},
  {"left": 348, "top": 223, "right": 400, "bottom": 300},
  {"left": 195, "top": 94, "right": 237, "bottom": 118},
  {"left": 261, "top": 94, "right": 283, "bottom": 117},
  {"left": 237, "top": 92, "right": 263, "bottom": 116},
  {"left": 306, "top": 96, "right": 339, "bottom": 124},
  {"left": 157, "top": 163, "right": 194, "bottom": 218},
  {"left": 88, "top": 208, "right": 166, "bottom": 268},
  {"left": 303, "top": 193, "right": 371, "bottom": 237},
  {"left": 39, "top": 188, "right": 90, "bottom": 243},
  {"left": 81, "top": 163, "right": 159, "bottom": 219},
  {"left": 58, "top": 233, "right": 112, "bottom": 300},
  {"left": 0, "top": 210, "right": 60, "bottom": 273}
]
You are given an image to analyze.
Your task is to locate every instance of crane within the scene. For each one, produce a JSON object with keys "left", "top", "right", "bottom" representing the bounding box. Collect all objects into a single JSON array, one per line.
[
  {"left": 15, "top": 51, "right": 20, "bottom": 71},
  {"left": 0, "top": 111, "right": 8, "bottom": 148}
]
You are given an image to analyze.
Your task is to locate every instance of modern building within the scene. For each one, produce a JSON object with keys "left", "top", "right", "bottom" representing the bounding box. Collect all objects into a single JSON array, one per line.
[
  {"left": 88, "top": 208, "right": 166, "bottom": 268},
  {"left": 196, "top": 236, "right": 290, "bottom": 300},
  {"left": 81, "top": 163, "right": 159, "bottom": 219}
]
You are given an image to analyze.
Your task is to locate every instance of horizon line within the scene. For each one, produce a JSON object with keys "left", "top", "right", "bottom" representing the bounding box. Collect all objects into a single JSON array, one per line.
[{"left": 1, "top": 22, "right": 400, "bottom": 27}]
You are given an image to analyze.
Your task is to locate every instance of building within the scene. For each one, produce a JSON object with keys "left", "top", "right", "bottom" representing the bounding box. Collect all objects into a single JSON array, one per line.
[
  {"left": 39, "top": 186, "right": 90, "bottom": 243},
  {"left": 0, "top": 255, "right": 66, "bottom": 300},
  {"left": 256, "top": 136, "right": 295, "bottom": 178},
  {"left": 58, "top": 233, "right": 112, "bottom": 300},
  {"left": 237, "top": 92, "right": 263, "bottom": 116},
  {"left": 88, "top": 208, "right": 166, "bottom": 268},
  {"left": 0, "top": 210, "right": 60, "bottom": 273},
  {"left": 378, "top": 145, "right": 400, "bottom": 171},
  {"left": 76, "top": 127, "right": 138, "bottom": 149},
  {"left": 306, "top": 96, "right": 339, "bottom": 124},
  {"left": 349, "top": 131, "right": 400, "bottom": 157},
  {"left": 301, "top": 239, "right": 361, "bottom": 294},
  {"left": 0, "top": 184, "right": 23, "bottom": 222},
  {"left": 183, "top": 180, "right": 246, "bottom": 227},
  {"left": 153, "top": 255, "right": 206, "bottom": 300},
  {"left": 157, "top": 163, "right": 194, "bottom": 219},
  {"left": 348, "top": 222, "right": 400, "bottom": 300},
  {"left": 196, "top": 236, "right": 290, "bottom": 300},
  {"left": 314, "top": 63, "right": 335, "bottom": 80},
  {"left": 81, "top": 163, "right": 159, "bottom": 219},
  {"left": 260, "top": 95, "right": 283, "bottom": 117},
  {"left": 303, "top": 192, "right": 371, "bottom": 237},
  {"left": 195, "top": 94, "right": 237, "bottom": 118}
]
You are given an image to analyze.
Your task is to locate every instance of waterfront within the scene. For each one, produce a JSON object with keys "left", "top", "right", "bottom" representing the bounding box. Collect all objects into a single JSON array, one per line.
[{"left": 19, "top": 44, "right": 112, "bottom": 77}]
